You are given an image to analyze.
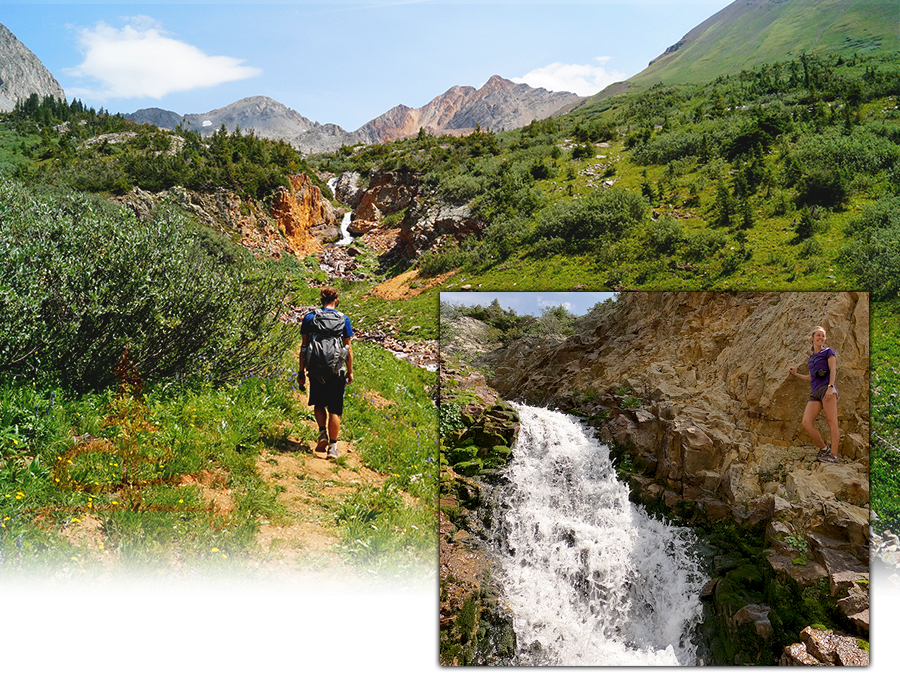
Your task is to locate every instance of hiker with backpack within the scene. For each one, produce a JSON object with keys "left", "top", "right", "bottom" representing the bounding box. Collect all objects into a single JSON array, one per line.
[{"left": 298, "top": 286, "right": 354, "bottom": 459}]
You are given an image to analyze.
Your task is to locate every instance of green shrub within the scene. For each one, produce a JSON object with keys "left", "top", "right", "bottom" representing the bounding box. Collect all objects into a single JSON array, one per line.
[
  {"left": 0, "top": 180, "right": 296, "bottom": 392},
  {"left": 684, "top": 229, "right": 727, "bottom": 260},
  {"left": 840, "top": 195, "right": 900, "bottom": 299},
  {"left": 535, "top": 187, "right": 647, "bottom": 250}
]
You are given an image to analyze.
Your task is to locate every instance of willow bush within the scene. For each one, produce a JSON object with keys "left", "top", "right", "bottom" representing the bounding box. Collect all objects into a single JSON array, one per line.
[{"left": 0, "top": 180, "right": 297, "bottom": 393}]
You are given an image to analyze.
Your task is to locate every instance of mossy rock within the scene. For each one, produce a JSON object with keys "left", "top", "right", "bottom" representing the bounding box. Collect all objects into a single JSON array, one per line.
[
  {"left": 727, "top": 563, "right": 764, "bottom": 590},
  {"left": 490, "top": 445, "right": 512, "bottom": 464},
  {"left": 455, "top": 460, "right": 484, "bottom": 477},
  {"left": 449, "top": 445, "right": 481, "bottom": 466}
]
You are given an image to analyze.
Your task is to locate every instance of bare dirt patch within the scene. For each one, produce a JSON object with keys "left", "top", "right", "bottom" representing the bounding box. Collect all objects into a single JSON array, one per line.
[
  {"left": 59, "top": 513, "right": 107, "bottom": 551},
  {"left": 179, "top": 470, "right": 235, "bottom": 517},
  {"left": 370, "top": 268, "right": 457, "bottom": 300}
]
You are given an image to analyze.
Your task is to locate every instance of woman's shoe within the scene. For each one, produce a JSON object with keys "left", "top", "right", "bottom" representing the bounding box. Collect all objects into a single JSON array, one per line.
[{"left": 816, "top": 446, "right": 838, "bottom": 463}]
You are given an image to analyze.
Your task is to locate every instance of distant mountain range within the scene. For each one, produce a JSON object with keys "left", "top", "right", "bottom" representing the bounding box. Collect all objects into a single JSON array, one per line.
[
  {"left": 126, "top": 75, "right": 582, "bottom": 155},
  {"left": 1, "top": 0, "right": 897, "bottom": 150}
]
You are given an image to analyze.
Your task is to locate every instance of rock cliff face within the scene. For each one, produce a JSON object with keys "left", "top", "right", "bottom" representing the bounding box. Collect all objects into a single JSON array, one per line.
[
  {"left": 0, "top": 23, "right": 66, "bottom": 112},
  {"left": 333, "top": 169, "right": 485, "bottom": 258},
  {"left": 113, "top": 173, "right": 335, "bottom": 258},
  {"left": 478, "top": 291, "right": 870, "bottom": 653},
  {"left": 270, "top": 173, "right": 335, "bottom": 256}
]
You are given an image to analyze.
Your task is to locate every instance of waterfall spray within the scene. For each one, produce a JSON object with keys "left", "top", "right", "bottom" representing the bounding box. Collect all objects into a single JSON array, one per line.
[{"left": 494, "top": 403, "right": 706, "bottom": 665}]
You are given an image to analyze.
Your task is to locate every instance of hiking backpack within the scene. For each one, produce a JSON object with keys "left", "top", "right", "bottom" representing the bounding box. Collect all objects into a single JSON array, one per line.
[{"left": 303, "top": 308, "right": 348, "bottom": 378}]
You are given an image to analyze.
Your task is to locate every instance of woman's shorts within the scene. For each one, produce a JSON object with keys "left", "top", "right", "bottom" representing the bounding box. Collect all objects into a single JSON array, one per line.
[
  {"left": 809, "top": 385, "right": 838, "bottom": 403},
  {"left": 308, "top": 374, "right": 347, "bottom": 415}
]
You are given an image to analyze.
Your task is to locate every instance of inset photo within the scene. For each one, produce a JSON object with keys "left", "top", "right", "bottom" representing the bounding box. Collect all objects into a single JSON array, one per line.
[{"left": 439, "top": 291, "right": 869, "bottom": 666}]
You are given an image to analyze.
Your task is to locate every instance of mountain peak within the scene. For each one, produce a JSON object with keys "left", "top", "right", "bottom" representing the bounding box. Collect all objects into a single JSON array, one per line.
[
  {"left": 0, "top": 22, "right": 66, "bottom": 112},
  {"left": 356, "top": 77, "right": 581, "bottom": 143}
]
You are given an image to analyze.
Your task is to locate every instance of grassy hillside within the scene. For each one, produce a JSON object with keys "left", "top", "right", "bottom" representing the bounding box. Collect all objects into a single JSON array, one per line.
[
  {"left": 312, "top": 50, "right": 899, "bottom": 293},
  {"left": 629, "top": 0, "right": 899, "bottom": 88}
]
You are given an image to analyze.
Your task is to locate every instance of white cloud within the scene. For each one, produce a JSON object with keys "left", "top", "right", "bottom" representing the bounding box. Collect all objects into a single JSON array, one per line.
[
  {"left": 537, "top": 297, "right": 571, "bottom": 313},
  {"left": 512, "top": 57, "right": 627, "bottom": 97},
  {"left": 63, "top": 17, "right": 261, "bottom": 101}
]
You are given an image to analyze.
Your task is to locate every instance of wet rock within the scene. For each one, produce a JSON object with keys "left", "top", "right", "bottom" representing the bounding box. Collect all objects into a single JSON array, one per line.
[{"left": 732, "top": 603, "right": 774, "bottom": 640}]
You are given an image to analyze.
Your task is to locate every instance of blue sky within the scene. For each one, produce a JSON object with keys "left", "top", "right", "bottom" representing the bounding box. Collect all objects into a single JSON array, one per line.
[
  {"left": 2, "top": 1, "right": 733, "bottom": 131},
  {"left": 441, "top": 290, "right": 615, "bottom": 317}
]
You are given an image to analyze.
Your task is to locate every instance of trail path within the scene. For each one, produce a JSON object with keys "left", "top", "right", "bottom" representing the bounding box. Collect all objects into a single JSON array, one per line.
[{"left": 248, "top": 400, "right": 393, "bottom": 572}]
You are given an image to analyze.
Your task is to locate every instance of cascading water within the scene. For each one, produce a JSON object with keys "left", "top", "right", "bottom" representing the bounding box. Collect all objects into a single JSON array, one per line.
[
  {"left": 494, "top": 403, "right": 706, "bottom": 666},
  {"left": 327, "top": 177, "right": 353, "bottom": 246}
]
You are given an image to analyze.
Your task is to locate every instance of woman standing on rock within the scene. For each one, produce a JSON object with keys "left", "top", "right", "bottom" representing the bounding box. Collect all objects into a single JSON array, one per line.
[{"left": 789, "top": 326, "right": 840, "bottom": 463}]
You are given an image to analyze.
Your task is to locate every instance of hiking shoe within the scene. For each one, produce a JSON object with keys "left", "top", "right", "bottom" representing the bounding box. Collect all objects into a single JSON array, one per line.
[
  {"left": 327, "top": 442, "right": 339, "bottom": 459},
  {"left": 816, "top": 447, "right": 838, "bottom": 463},
  {"left": 316, "top": 429, "right": 328, "bottom": 453}
]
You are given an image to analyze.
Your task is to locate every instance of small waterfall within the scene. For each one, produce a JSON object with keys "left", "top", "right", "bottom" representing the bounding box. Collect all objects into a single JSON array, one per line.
[
  {"left": 327, "top": 177, "right": 353, "bottom": 246},
  {"left": 494, "top": 404, "right": 706, "bottom": 666}
]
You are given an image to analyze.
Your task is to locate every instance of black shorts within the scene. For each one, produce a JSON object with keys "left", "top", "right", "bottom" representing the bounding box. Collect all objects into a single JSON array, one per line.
[{"left": 308, "top": 373, "right": 347, "bottom": 415}]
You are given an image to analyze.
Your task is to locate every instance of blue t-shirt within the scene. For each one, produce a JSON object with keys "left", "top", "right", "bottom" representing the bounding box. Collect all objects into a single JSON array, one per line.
[
  {"left": 808, "top": 347, "right": 835, "bottom": 393},
  {"left": 301, "top": 308, "right": 354, "bottom": 339}
]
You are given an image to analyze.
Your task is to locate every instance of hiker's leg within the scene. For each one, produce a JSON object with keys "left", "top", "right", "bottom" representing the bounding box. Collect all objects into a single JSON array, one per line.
[
  {"left": 822, "top": 393, "right": 840, "bottom": 455},
  {"left": 314, "top": 405, "right": 327, "bottom": 432},
  {"left": 328, "top": 412, "right": 341, "bottom": 441},
  {"left": 801, "top": 401, "right": 826, "bottom": 449}
]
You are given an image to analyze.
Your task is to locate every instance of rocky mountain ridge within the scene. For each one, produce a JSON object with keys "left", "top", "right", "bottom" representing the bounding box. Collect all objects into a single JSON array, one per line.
[
  {"left": 0, "top": 22, "right": 65, "bottom": 112},
  {"left": 126, "top": 76, "right": 580, "bottom": 154}
]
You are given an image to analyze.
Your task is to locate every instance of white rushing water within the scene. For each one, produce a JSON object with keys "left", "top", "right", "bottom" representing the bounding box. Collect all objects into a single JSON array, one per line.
[
  {"left": 495, "top": 404, "right": 706, "bottom": 666},
  {"left": 327, "top": 177, "right": 353, "bottom": 246}
]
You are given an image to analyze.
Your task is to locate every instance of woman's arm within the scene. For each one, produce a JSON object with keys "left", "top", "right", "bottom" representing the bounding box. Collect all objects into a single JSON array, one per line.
[
  {"left": 826, "top": 354, "right": 837, "bottom": 395},
  {"left": 789, "top": 365, "right": 810, "bottom": 379}
]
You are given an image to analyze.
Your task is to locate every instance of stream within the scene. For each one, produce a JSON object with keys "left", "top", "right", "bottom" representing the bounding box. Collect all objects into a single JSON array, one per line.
[
  {"left": 493, "top": 403, "right": 706, "bottom": 665},
  {"left": 327, "top": 177, "right": 353, "bottom": 246}
]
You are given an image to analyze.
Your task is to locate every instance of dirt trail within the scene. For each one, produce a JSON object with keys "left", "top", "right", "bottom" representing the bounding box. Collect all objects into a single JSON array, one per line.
[{"left": 251, "top": 426, "right": 389, "bottom": 571}]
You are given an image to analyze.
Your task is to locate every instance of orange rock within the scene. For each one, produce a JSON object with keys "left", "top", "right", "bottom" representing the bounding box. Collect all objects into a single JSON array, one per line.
[{"left": 270, "top": 173, "right": 335, "bottom": 257}]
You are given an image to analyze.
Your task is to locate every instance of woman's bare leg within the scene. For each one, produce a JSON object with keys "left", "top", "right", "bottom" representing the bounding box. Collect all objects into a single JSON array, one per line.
[
  {"left": 822, "top": 393, "right": 840, "bottom": 455},
  {"left": 801, "top": 401, "right": 827, "bottom": 450}
]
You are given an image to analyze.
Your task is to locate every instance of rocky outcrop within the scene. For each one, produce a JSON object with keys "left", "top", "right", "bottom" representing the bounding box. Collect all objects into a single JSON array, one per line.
[
  {"left": 486, "top": 293, "right": 868, "bottom": 533},
  {"left": 113, "top": 185, "right": 292, "bottom": 257},
  {"left": 113, "top": 173, "right": 337, "bottom": 259},
  {"left": 0, "top": 22, "right": 66, "bottom": 112},
  {"left": 270, "top": 173, "right": 335, "bottom": 256},
  {"left": 348, "top": 169, "right": 419, "bottom": 235},
  {"left": 780, "top": 626, "right": 869, "bottom": 666},
  {"left": 333, "top": 170, "right": 485, "bottom": 257}
]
